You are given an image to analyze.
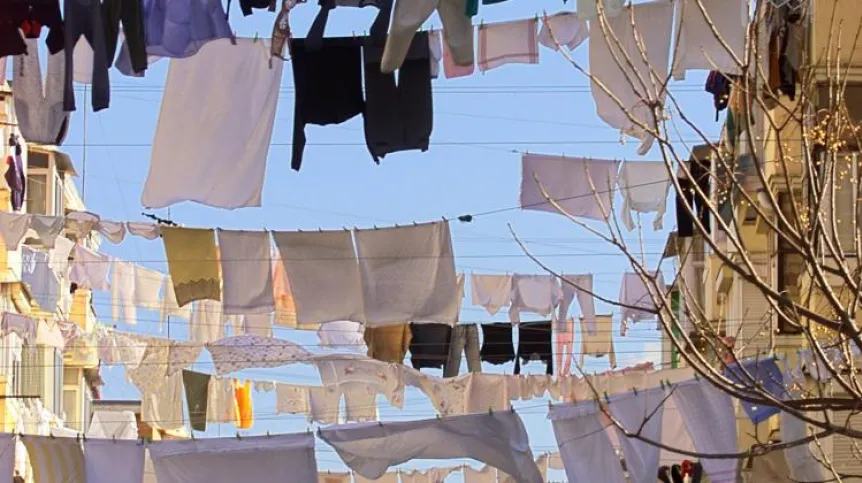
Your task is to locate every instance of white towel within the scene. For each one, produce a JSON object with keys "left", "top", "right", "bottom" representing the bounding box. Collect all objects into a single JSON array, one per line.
[
  {"left": 782, "top": 411, "right": 828, "bottom": 482},
  {"left": 466, "top": 374, "right": 508, "bottom": 413},
  {"left": 148, "top": 434, "right": 318, "bottom": 483},
  {"left": 673, "top": 380, "right": 739, "bottom": 482},
  {"left": 618, "top": 161, "right": 672, "bottom": 231},
  {"left": 478, "top": 18, "right": 539, "bottom": 72},
  {"left": 160, "top": 275, "right": 192, "bottom": 328},
  {"left": 141, "top": 372, "right": 184, "bottom": 431},
  {"left": 521, "top": 154, "right": 621, "bottom": 220},
  {"left": 319, "top": 411, "right": 543, "bottom": 482},
  {"left": 206, "top": 377, "right": 238, "bottom": 423},
  {"left": 190, "top": 299, "right": 225, "bottom": 344},
  {"left": 589, "top": 1, "right": 673, "bottom": 154},
  {"left": 217, "top": 230, "right": 275, "bottom": 314},
  {"left": 70, "top": 244, "right": 111, "bottom": 291},
  {"left": 273, "top": 230, "right": 365, "bottom": 325},
  {"left": 470, "top": 274, "right": 512, "bottom": 315},
  {"left": 135, "top": 266, "right": 165, "bottom": 310},
  {"left": 538, "top": 12, "right": 588, "bottom": 51},
  {"left": 355, "top": 221, "right": 459, "bottom": 326},
  {"left": 142, "top": 39, "right": 283, "bottom": 209},
  {"left": 671, "top": 0, "right": 747, "bottom": 80},
  {"left": 111, "top": 260, "right": 137, "bottom": 324},
  {"left": 84, "top": 439, "right": 146, "bottom": 483},
  {"left": 0, "top": 212, "right": 30, "bottom": 249},
  {"left": 609, "top": 388, "right": 666, "bottom": 483},
  {"left": 317, "top": 320, "right": 366, "bottom": 352}
]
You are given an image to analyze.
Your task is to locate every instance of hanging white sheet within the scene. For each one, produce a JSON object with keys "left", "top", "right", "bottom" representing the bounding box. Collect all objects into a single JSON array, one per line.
[
  {"left": 549, "top": 401, "right": 626, "bottom": 483},
  {"left": 671, "top": 0, "right": 747, "bottom": 80},
  {"left": 618, "top": 161, "right": 672, "bottom": 231},
  {"left": 608, "top": 388, "right": 666, "bottom": 483},
  {"left": 673, "top": 379, "right": 738, "bottom": 482},
  {"left": 520, "top": 154, "right": 621, "bottom": 220},
  {"left": 84, "top": 439, "right": 146, "bottom": 483}
]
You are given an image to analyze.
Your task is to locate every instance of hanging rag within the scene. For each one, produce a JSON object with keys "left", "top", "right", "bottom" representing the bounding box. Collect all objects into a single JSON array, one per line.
[
  {"left": 70, "top": 244, "right": 111, "bottom": 291},
  {"left": 508, "top": 274, "right": 563, "bottom": 324},
  {"left": 96, "top": 219, "right": 126, "bottom": 244},
  {"left": 480, "top": 323, "right": 515, "bottom": 365},
  {"left": 183, "top": 370, "right": 211, "bottom": 432},
  {"left": 580, "top": 314, "right": 616, "bottom": 368},
  {"left": 673, "top": 380, "right": 739, "bottom": 482},
  {"left": 141, "top": 371, "right": 185, "bottom": 431},
  {"left": 0, "top": 212, "right": 30, "bottom": 249},
  {"left": 13, "top": 39, "right": 69, "bottom": 145},
  {"left": 319, "top": 411, "right": 544, "bottom": 482},
  {"left": 588, "top": 1, "right": 673, "bottom": 154},
  {"left": 549, "top": 402, "right": 627, "bottom": 483},
  {"left": 160, "top": 275, "right": 192, "bottom": 328},
  {"left": 143, "top": 39, "right": 283, "bottom": 209},
  {"left": 234, "top": 379, "right": 254, "bottom": 429},
  {"left": 444, "top": 324, "right": 481, "bottom": 377},
  {"left": 675, "top": 148, "right": 712, "bottom": 237},
  {"left": 276, "top": 383, "right": 310, "bottom": 415},
  {"left": 127, "top": 221, "right": 160, "bottom": 240},
  {"left": 520, "top": 154, "right": 621, "bottom": 220},
  {"left": 364, "top": 324, "right": 412, "bottom": 363},
  {"left": 618, "top": 161, "right": 672, "bottom": 231},
  {"left": 477, "top": 18, "right": 539, "bottom": 72},
  {"left": 63, "top": 0, "right": 110, "bottom": 112},
  {"left": 290, "top": 37, "right": 365, "bottom": 171},
  {"left": 161, "top": 227, "right": 221, "bottom": 307},
  {"left": 671, "top": 0, "right": 747, "bottom": 80},
  {"left": 538, "top": 12, "right": 588, "bottom": 52},
  {"left": 0, "top": 1, "right": 64, "bottom": 58},
  {"left": 619, "top": 271, "right": 666, "bottom": 334},
  {"left": 206, "top": 377, "right": 239, "bottom": 423},
  {"left": 576, "top": 0, "right": 625, "bottom": 19},
  {"left": 409, "top": 323, "right": 453, "bottom": 370},
  {"left": 381, "top": 0, "right": 473, "bottom": 73},
  {"left": 723, "top": 358, "right": 785, "bottom": 424},
  {"left": 355, "top": 222, "right": 459, "bottom": 326},
  {"left": 217, "top": 230, "right": 275, "bottom": 314},
  {"left": 514, "top": 321, "right": 553, "bottom": 375},
  {"left": 470, "top": 274, "right": 512, "bottom": 316},
  {"left": 466, "top": 373, "right": 508, "bottom": 412},
  {"left": 364, "top": 32, "right": 433, "bottom": 162},
  {"left": 22, "top": 435, "right": 86, "bottom": 483},
  {"left": 781, "top": 411, "right": 829, "bottom": 482}
]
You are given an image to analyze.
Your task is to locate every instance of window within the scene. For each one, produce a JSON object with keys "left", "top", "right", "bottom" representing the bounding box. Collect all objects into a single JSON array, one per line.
[
  {"left": 25, "top": 149, "right": 65, "bottom": 217},
  {"left": 777, "top": 192, "right": 804, "bottom": 334}
]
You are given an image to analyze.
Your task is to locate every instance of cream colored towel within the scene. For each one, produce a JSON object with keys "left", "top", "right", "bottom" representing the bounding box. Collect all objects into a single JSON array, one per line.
[{"left": 161, "top": 227, "right": 221, "bottom": 307}]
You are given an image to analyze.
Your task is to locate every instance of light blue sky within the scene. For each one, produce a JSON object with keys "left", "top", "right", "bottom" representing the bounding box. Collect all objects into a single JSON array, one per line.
[{"left": 55, "top": 0, "right": 721, "bottom": 478}]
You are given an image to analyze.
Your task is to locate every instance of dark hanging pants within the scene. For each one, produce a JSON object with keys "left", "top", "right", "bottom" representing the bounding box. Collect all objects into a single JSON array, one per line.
[
  {"left": 514, "top": 321, "right": 553, "bottom": 375},
  {"left": 675, "top": 156, "right": 711, "bottom": 237},
  {"left": 102, "top": 0, "right": 147, "bottom": 74},
  {"left": 64, "top": 0, "right": 110, "bottom": 112}
]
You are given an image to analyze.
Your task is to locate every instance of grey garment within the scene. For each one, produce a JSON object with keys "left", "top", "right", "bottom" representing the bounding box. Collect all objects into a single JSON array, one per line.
[
  {"left": 13, "top": 39, "right": 70, "bottom": 145},
  {"left": 64, "top": 0, "right": 111, "bottom": 112},
  {"left": 443, "top": 324, "right": 481, "bottom": 377}
]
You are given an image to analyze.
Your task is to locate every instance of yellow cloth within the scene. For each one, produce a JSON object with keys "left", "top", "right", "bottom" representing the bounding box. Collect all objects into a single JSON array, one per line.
[
  {"left": 364, "top": 324, "right": 411, "bottom": 363},
  {"left": 234, "top": 379, "right": 253, "bottom": 429},
  {"left": 161, "top": 227, "right": 222, "bottom": 307}
]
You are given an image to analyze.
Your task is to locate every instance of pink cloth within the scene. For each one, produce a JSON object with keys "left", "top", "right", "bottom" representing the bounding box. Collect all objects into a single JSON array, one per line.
[
  {"left": 443, "top": 28, "right": 474, "bottom": 79},
  {"left": 478, "top": 18, "right": 539, "bottom": 72}
]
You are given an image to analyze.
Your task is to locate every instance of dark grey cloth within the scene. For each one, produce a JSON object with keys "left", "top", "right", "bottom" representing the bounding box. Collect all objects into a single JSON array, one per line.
[
  {"left": 103, "top": 0, "right": 147, "bottom": 74},
  {"left": 182, "top": 370, "right": 210, "bottom": 432},
  {"left": 409, "top": 323, "right": 452, "bottom": 370},
  {"left": 444, "top": 324, "right": 481, "bottom": 377},
  {"left": 363, "top": 31, "right": 433, "bottom": 162},
  {"left": 515, "top": 321, "right": 553, "bottom": 375},
  {"left": 480, "top": 323, "right": 515, "bottom": 365},
  {"left": 64, "top": 0, "right": 110, "bottom": 112}
]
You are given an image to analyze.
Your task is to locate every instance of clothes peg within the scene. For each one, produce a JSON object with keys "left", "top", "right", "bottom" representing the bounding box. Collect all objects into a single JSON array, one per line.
[
  {"left": 488, "top": 407, "right": 493, "bottom": 415},
  {"left": 235, "top": 432, "right": 242, "bottom": 440}
]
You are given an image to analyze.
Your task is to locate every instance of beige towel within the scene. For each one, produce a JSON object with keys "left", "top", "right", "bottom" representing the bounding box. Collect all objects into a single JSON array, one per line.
[{"left": 161, "top": 227, "right": 221, "bottom": 307}]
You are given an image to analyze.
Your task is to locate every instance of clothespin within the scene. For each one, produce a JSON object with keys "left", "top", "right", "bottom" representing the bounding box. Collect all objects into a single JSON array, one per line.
[
  {"left": 488, "top": 407, "right": 493, "bottom": 415},
  {"left": 266, "top": 431, "right": 271, "bottom": 438},
  {"left": 190, "top": 432, "right": 196, "bottom": 440},
  {"left": 235, "top": 432, "right": 242, "bottom": 440},
  {"left": 603, "top": 391, "right": 610, "bottom": 404},
  {"left": 75, "top": 433, "right": 79, "bottom": 442},
  {"left": 253, "top": 32, "right": 260, "bottom": 43},
  {"left": 632, "top": 386, "right": 638, "bottom": 396}
]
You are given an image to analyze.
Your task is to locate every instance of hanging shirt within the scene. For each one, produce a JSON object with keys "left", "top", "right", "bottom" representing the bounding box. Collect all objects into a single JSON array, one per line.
[
  {"left": 13, "top": 38, "right": 69, "bottom": 145},
  {"left": 671, "top": 0, "right": 747, "bottom": 80},
  {"left": 618, "top": 161, "right": 672, "bottom": 232},
  {"left": 520, "top": 154, "right": 621, "bottom": 221},
  {"left": 580, "top": 315, "right": 616, "bottom": 368},
  {"left": 477, "top": 18, "right": 539, "bottom": 72},
  {"left": 471, "top": 274, "right": 512, "bottom": 316},
  {"left": 508, "top": 274, "right": 563, "bottom": 324}
]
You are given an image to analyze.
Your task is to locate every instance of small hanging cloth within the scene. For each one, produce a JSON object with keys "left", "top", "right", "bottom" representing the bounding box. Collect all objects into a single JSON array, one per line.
[
  {"left": 161, "top": 227, "right": 222, "bottom": 307},
  {"left": 478, "top": 18, "right": 539, "bottom": 72},
  {"left": 514, "top": 321, "right": 553, "bottom": 375}
]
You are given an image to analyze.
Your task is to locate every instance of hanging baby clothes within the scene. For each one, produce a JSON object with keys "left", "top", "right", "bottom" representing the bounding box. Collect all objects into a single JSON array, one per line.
[
  {"left": 558, "top": 274, "right": 596, "bottom": 334},
  {"left": 234, "top": 379, "right": 254, "bottom": 429},
  {"left": 217, "top": 230, "right": 275, "bottom": 314},
  {"left": 521, "top": 154, "right": 621, "bottom": 220},
  {"left": 618, "top": 161, "right": 672, "bottom": 231},
  {"left": 444, "top": 324, "right": 481, "bottom": 377},
  {"left": 342, "top": 382, "right": 379, "bottom": 422},
  {"left": 161, "top": 227, "right": 221, "bottom": 307},
  {"left": 470, "top": 274, "right": 512, "bottom": 315},
  {"left": 364, "top": 32, "right": 433, "bottom": 162},
  {"left": 514, "top": 321, "right": 553, "bottom": 375},
  {"left": 273, "top": 230, "right": 365, "bottom": 325},
  {"left": 276, "top": 383, "right": 310, "bottom": 415},
  {"left": 409, "top": 323, "right": 453, "bottom": 370},
  {"left": 143, "top": 39, "right": 283, "bottom": 209},
  {"left": 588, "top": 1, "right": 673, "bottom": 154},
  {"left": 290, "top": 37, "right": 365, "bottom": 171},
  {"left": 84, "top": 439, "right": 146, "bottom": 483},
  {"left": 63, "top": 0, "right": 110, "bottom": 112},
  {"left": 478, "top": 18, "right": 539, "bottom": 72},
  {"left": 182, "top": 370, "right": 211, "bottom": 432},
  {"left": 70, "top": 244, "right": 111, "bottom": 291},
  {"left": 364, "top": 324, "right": 412, "bottom": 363},
  {"left": 508, "top": 274, "right": 563, "bottom": 324},
  {"left": 480, "top": 323, "right": 515, "bottom": 365},
  {"left": 580, "top": 314, "right": 616, "bottom": 367},
  {"left": 315, "top": 355, "right": 405, "bottom": 408},
  {"left": 103, "top": 0, "right": 147, "bottom": 74},
  {"left": 22, "top": 435, "right": 86, "bottom": 483},
  {"left": 355, "top": 222, "right": 460, "bottom": 326},
  {"left": 548, "top": 401, "right": 627, "bottom": 483},
  {"left": 671, "top": 0, "right": 747, "bottom": 80},
  {"left": 538, "top": 12, "right": 588, "bottom": 52},
  {"left": 0, "top": 1, "right": 64, "bottom": 58},
  {"left": 13, "top": 39, "right": 69, "bottom": 145},
  {"left": 619, "top": 271, "right": 666, "bottom": 334},
  {"left": 556, "top": 317, "right": 574, "bottom": 376},
  {"left": 5, "top": 140, "right": 25, "bottom": 211},
  {"left": 381, "top": 0, "right": 473, "bottom": 73}
]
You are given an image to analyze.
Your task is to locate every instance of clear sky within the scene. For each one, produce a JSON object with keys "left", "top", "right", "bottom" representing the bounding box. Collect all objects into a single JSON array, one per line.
[{"left": 56, "top": 0, "right": 721, "bottom": 479}]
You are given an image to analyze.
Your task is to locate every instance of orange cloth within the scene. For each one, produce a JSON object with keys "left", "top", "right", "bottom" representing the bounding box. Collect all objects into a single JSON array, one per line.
[
  {"left": 363, "top": 324, "right": 411, "bottom": 363},
  {"left": 234, "top": 379, "right": 253, "bottom": 429}
]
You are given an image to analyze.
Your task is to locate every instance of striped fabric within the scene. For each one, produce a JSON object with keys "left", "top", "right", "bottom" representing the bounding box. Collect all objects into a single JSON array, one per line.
[{"left": 22, "top": 435, "right": 85, "bottom": 483}]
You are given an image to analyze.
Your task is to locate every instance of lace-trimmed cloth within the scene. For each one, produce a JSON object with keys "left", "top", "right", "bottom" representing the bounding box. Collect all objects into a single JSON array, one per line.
[
  {"left": 206, "top": 335, "right": 312, "bottom": 375},
  {"left": 161, "top": 227, "right": 222, "bottom": 307}
]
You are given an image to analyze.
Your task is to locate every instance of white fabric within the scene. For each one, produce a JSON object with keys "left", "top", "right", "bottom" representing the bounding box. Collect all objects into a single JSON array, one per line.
[
  {"left": 0, "top": 433, "right": 14, "bottom": 482},
  {"left": 782, "top": 411, "right": 828, "bottom": 483},
  {"left": 29, "top": 215, "right": 65, "bottom": 248},
  {"left": 478, "top": 18, "right": 539, "bottom": 72},
  {"left": 429, "top": 30, "right": 443, "bottom": 79},
  {"left": 65, "top": 211, "right": 100, "bottom": 237},
  {"left": 111, "top": 260, "right": 137, "bottom": 324},
  {"left": 508, "top": 274, "right": 563, "bottom": 324},
  {"left": 190, "top": 299, "right": 223, "bottom": 344},
  {"left": 276, "top": 383, "right": 310, "bottom": 415},
  {"left": 21, "top": 246, "right": 62, "bottom": 313},
  {"left": 619, "top": 272, "right": 666, "bottom": 333},
  {"left": 142, "top": 39, "right": 283, "bottom": 209},
  {"left": 242, "top": 313, "right": 273, "bottom": 338},
  {"left": 87, "top": 411, "right": 139, "bottom": 440},
  {"left": 70, "top": 244, "right": 111, "bottom": 291},
  {"left": 343, "top": 382, "right": 379, "bottom": 422},
  {"left": 576, "top": 0, "right": 625, "bottom": 19},
  {"left": 671, "top": 0, "right": 746, "bottom": 80},
  {"left": 50, "top": 236, "right": 75, "bottom": 274},
  {"left": 135, "top": 266, "right": 164, "bottom": 310},
  {"left": 141, "top": 372, "right": 184, "bottom": 431},
  {"left": 315, "top": 355, "right": 405, "bottom": 408},
  {"left": 206, "top": 335, "right": 312, "bottom": 375},
  {"left": 580, "top": 315, "right": 616, "bottom": 368},
  {"left": 308, "top": 385, "right": 342, "bottom": 424},
  {"left": 355, "top": 222, "right": 459, "bottom": 326},
  {"left": 588, "top": 1, "right": 673, "bottom": 154},
  {"left": 317, "top": 321, "right": 366, "bottom": 352},
  {"left": 167, "top": 341, "right": 203, "bottom": 375},
  {"left": 558, "top": 274, "right": 596, "bottom": 334},
  {"left": 272, "top": 230, "right": 365, "bottom": 325},
  {"left": 98, "top": 331, "right": 147, "bottom": 368},
  {"left": 2, "top": 313, "right": 36, "bottom": 344},
  {"left": 206, "top": 377, "right": 238, "bottom": 423},
  {"left": 618, "top": 161, "right": 672, "bottom": 231},
  {"left": 470, "top": 274, "right": 512, "bottom": 316},
  {"left": 658, "top": 395, "right": 695, "bottom": 466},
  {"left": 521, "top": 154, "right": 621, "bottom": 220},
  {"left": 127, "top": 222, "right": 160, "bottom": 240},
  {"left": 97, "top": 220, "right": 127, "bottom": 244},
  {"left": 217, "top": 230, "right": 275, "bottom": 314},
  {"left": 35, "top": 319, "right": 64, "bottom": 349},
  {"left": 23, "top": 435, "right": 86, "bottom": 483},
  {"left": 148, "top": 433, "right": 318, "bottom": 483},
  {"left": 467, "top": 374, "right": 508, "bottom": 413},
  {"left": 414, "top": 373, "right": 470, "bottom": 416},
  {"left": 539, "top": 12, "right": 588, "bottom": 51},
  {"left": 160, "top": 275, "right": 192, "bottom": 327},
  {"left": 0, "top": 212, "right": 31, "bottom": 249},
  {"left": 84, "top": 439, "right": 145, "bottom": 483},
  {"left": 319, "top": 411, "right": 543, "bottom": 482},
  {"left": 608, "top": 388, "right": 665, "bottom": 483},
  {"left": 549, "top": 401, "right": 625, "bottom": 483},
  {"left": 673, "top": 379, "right": 738, "bottom": 483}
]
